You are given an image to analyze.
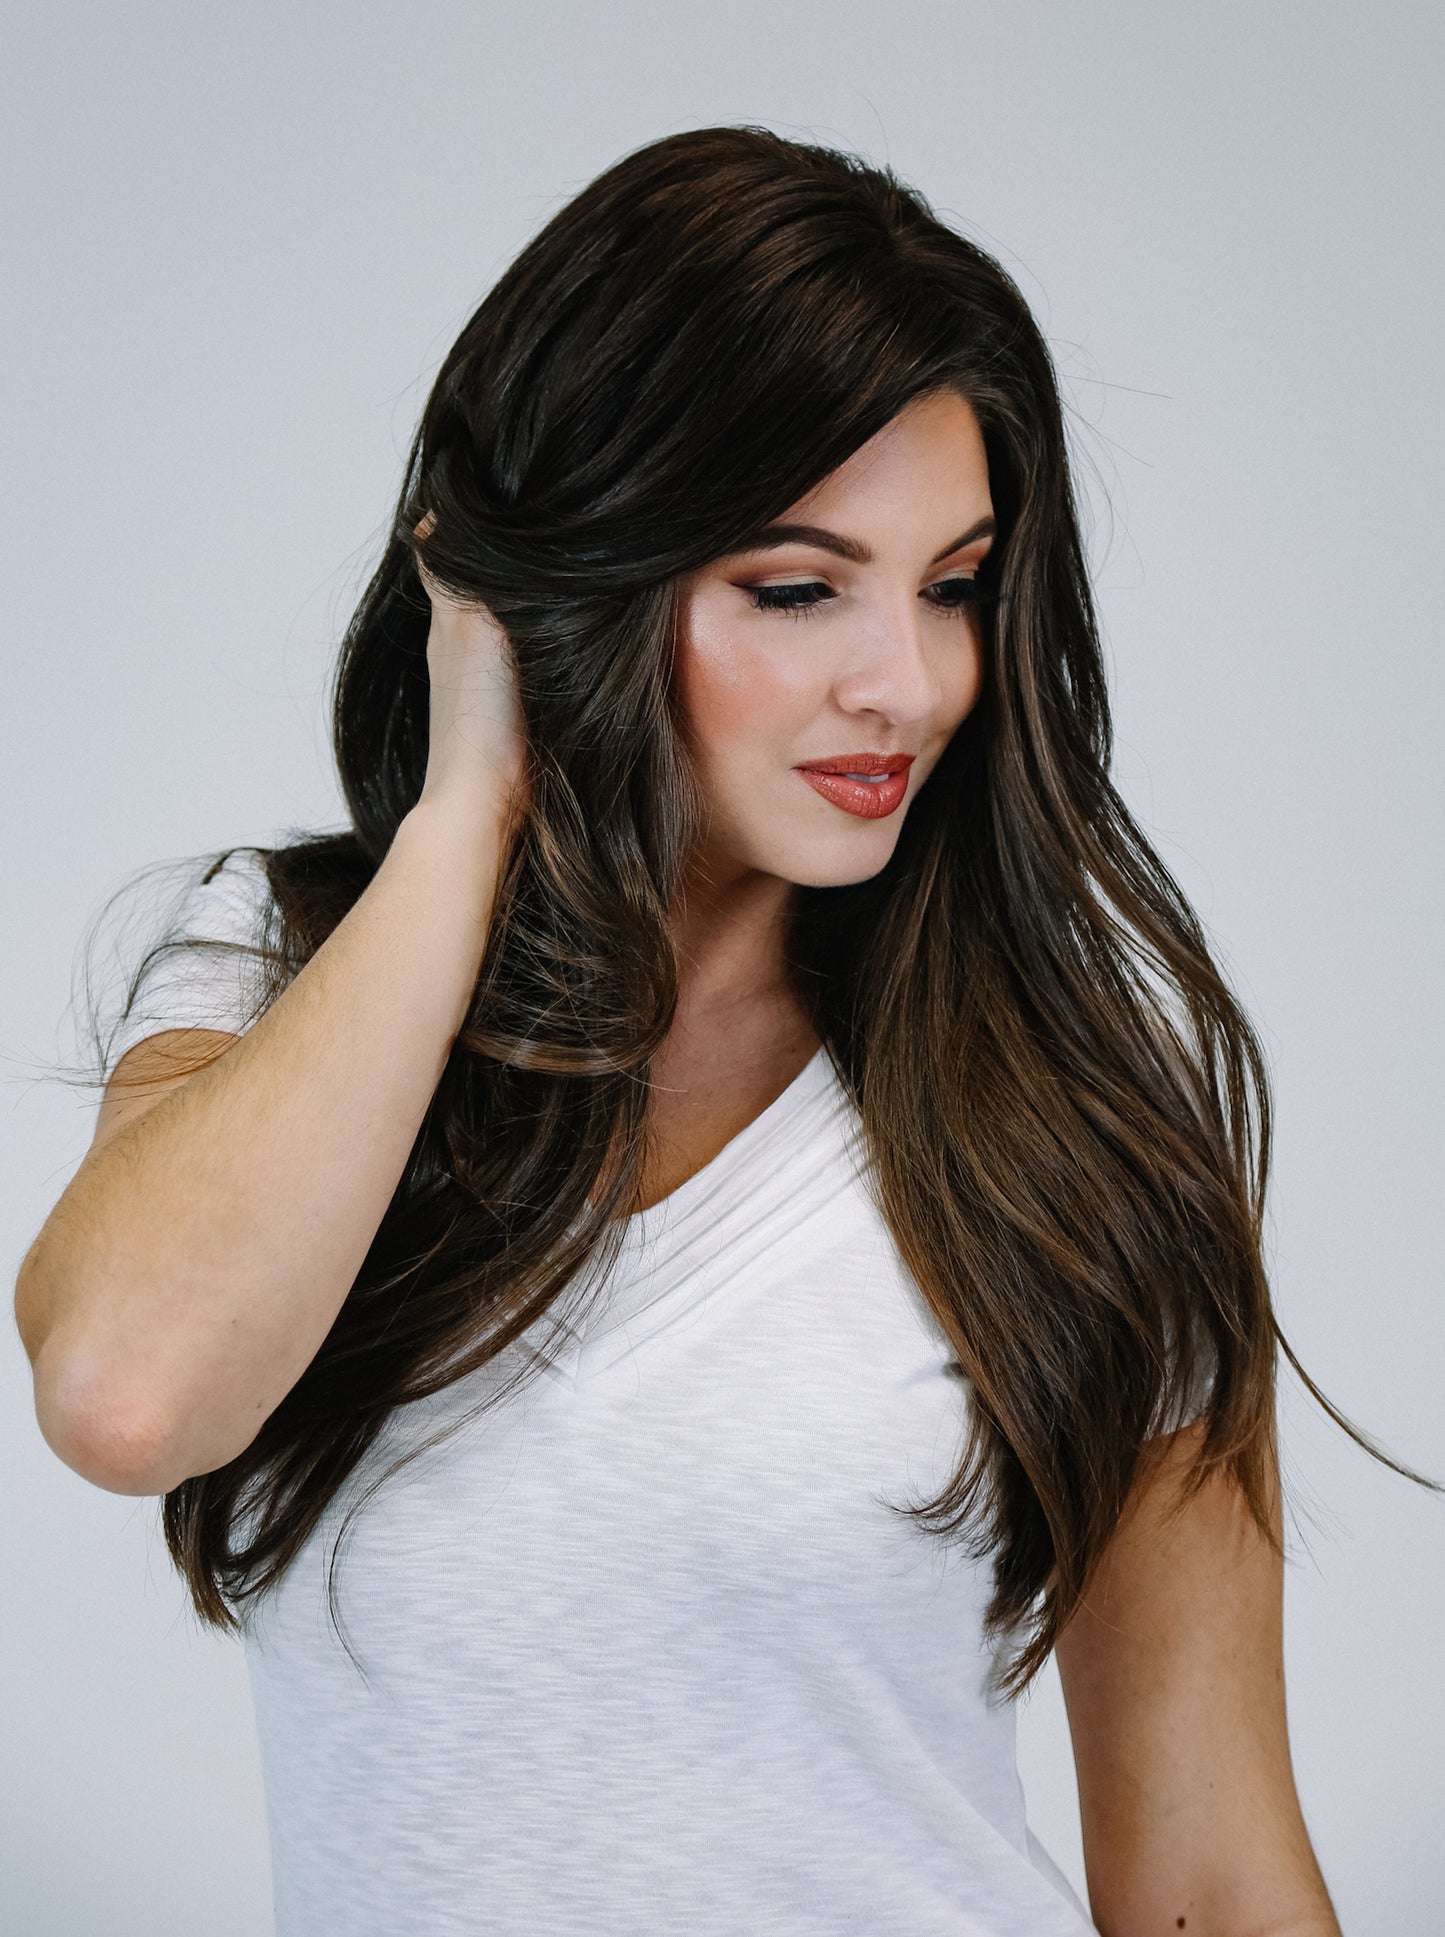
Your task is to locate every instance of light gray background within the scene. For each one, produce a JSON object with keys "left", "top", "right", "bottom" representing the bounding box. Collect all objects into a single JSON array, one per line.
[{"left": 4, "top": 3, "right": 1441, "bottom": 1931}]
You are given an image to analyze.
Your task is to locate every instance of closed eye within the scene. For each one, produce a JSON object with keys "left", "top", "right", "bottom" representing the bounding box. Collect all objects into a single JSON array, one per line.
[{"left": 744, "top": 575, "right": 993, "bottom": 619}]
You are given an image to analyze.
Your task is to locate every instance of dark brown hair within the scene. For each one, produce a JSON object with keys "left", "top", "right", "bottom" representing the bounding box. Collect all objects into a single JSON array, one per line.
[{"left": 92, "top": 125, "right": 1436, "bottom": 1694}]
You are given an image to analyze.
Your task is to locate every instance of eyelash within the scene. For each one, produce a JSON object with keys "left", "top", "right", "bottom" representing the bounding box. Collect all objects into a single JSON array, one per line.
[{"left": 743, "top": 575, "right": 992, "bottom": 620}]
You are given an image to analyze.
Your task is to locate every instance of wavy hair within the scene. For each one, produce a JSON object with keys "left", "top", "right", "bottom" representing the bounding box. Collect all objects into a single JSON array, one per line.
[{"left": 92, "top": 124, "right": 1432, "bottom": 1694}]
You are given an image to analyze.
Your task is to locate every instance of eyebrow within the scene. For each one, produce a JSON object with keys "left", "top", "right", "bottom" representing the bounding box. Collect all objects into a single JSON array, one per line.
[{"left": 721, "top": 515, "right": 997, "bottom": 568}]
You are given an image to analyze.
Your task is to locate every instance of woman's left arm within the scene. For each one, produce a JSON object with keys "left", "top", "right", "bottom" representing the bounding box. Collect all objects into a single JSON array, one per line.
[{"left": 1054, "top": 1421, "right": 1341, "bottom": 1937}]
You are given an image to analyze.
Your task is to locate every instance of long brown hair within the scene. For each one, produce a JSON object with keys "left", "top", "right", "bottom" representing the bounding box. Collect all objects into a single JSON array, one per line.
[{"left": 92, "top": 124, "right": 1437, "bottom": 1694}]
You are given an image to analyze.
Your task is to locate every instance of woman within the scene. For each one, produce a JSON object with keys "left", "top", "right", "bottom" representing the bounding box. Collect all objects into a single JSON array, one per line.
[{"left": 18, "top": 125, "right": 1425, "bottom": 1935}]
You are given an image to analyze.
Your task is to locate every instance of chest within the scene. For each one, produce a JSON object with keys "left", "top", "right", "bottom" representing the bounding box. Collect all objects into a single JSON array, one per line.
[{"left": 252, "top": 1167, "right": 983, "bottom": 1674}]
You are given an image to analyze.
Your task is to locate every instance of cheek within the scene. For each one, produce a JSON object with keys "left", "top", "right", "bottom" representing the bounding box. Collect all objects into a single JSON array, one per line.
[{"left": 674, "top": 613, "right": 802, "bottom": 765}]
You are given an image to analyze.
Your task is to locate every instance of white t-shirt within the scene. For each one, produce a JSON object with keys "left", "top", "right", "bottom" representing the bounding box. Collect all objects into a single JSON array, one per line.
[{"left": 110, "top": 850, "right": 1098, "bottom": 1937}]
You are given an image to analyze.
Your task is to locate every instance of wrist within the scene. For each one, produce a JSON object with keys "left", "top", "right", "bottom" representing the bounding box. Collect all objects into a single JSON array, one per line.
[
  {"left": 396, "top": 788, "right": 515, "bottom": 889},
  {"left": 406, "top": 777, "right": 517, "bottom": 840}
]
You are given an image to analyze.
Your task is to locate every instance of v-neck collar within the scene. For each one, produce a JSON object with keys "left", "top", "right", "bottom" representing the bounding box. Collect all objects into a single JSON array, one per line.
[
  {"left": 552, "top": 1045, "right": 869, "bottom": 1379},
  {"left": 507, "top": 1045, "right": 873, "bottom": 1393}
]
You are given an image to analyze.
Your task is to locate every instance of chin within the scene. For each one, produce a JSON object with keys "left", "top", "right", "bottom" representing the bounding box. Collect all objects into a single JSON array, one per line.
[{"left": 754, "top": 828, "right": 904, "bottom": 891}]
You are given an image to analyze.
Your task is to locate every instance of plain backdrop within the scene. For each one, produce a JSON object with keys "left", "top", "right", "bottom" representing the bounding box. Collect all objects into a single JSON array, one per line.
[{"left": 3, "top": 3, "right": 1441, "bottom": 1932}]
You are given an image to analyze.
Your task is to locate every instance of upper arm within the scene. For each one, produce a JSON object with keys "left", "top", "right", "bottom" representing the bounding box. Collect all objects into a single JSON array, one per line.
[{"left": 1054, "top": 1423, "right": 1339, "bottom": 1936}]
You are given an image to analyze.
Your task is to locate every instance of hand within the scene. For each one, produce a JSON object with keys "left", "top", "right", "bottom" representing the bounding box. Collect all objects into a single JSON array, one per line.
[{"left": 412, "top": 514, "right": 531, "bottom": 839}]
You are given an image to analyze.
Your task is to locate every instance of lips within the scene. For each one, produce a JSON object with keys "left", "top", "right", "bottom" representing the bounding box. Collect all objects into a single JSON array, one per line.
[{"left": 794, "top": 754, "right": 914, "bottom": 821}]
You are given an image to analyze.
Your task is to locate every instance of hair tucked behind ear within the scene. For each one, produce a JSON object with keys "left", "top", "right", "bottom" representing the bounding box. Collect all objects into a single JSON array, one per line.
[{"left": 83, "top": 123, "right": 1438, "bottom": 1693}]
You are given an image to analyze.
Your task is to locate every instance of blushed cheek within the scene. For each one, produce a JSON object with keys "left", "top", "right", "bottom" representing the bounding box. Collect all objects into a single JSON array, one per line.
[{"left": 675, "top": 611, "right": 798, "bottom": 771}]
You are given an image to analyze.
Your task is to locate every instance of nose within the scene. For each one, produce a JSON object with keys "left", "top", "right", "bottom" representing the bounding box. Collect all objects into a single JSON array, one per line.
[{"left": 830, "top": 593, "right": 948, "bottom": 726}]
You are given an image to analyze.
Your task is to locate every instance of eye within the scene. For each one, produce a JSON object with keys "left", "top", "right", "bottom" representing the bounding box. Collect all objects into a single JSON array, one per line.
[
  {"left": 925, "top": 574, "right": 991, "bottom": 614},
  {"left": 745, "top": 580, "right": 834, "bottom": 618}
]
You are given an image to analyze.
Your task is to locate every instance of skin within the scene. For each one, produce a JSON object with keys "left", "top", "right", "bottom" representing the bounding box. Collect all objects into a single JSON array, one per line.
[
  {"left": 1056, "top": 1424, "right": 1339, "bottom": 1935},
  {"left": 663, "top": 384, "right": 1341, "bottom": 1936}
]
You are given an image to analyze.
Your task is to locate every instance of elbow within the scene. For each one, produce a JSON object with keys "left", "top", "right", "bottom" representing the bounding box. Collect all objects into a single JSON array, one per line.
[{"left": 31, "top": 1336, "right": 190, "bottom": 1497}]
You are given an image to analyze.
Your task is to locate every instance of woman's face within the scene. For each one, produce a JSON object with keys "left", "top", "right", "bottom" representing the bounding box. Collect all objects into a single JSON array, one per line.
[{"left": 673, "top": 386, "right": 995, "bottom": 892}]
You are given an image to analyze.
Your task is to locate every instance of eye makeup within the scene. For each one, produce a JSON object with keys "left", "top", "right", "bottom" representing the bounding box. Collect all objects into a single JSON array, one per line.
[{"left": 743, "top": 573, "right": 993, "bottom": 620}]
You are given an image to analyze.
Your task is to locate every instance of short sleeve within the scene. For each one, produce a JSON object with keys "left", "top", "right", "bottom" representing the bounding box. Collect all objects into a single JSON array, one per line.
[{"left": 106, "top": 849, "right": 278, "bottom": 1076}]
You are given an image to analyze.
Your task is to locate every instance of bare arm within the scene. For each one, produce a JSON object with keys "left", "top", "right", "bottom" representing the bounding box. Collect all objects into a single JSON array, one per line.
[
  {"left": 1055, "top": 1423, "right": 1340, "bottom": 1937},
  {"left": 16, "top": 544, "right": 529, "bottom": 1496}
]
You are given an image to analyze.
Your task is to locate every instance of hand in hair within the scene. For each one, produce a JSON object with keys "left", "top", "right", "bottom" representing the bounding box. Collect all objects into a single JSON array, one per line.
[{"left": 413, "top": 511, "right": 531, "bottom": 838}]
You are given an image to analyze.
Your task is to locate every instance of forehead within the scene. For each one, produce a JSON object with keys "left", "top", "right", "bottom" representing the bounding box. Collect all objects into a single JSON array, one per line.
[{"left": 738, "top": 393, "right": 991, "bottom": 540}]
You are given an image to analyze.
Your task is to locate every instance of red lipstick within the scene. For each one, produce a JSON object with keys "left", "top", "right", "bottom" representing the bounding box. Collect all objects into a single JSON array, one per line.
[{"left": 793, "top": 752, "right": 915, "bottom": 820}]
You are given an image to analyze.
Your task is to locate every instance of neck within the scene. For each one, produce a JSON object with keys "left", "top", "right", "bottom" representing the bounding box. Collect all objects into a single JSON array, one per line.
[{"left": 668, "top": 857, "right": 800, "bottom": 1025}]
